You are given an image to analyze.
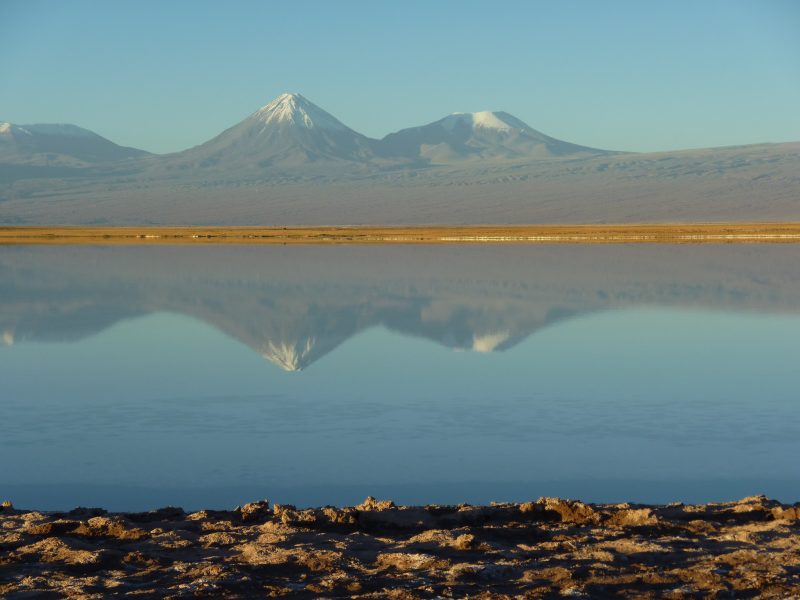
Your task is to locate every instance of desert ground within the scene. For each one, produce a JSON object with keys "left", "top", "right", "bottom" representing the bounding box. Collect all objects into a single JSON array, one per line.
[
  {"left": 1, "top": 496, "right": 799, "bottom": 598},
  {"left": 2, "top": 223, "right": 800, "bottom": 245},
  {"left": 3, "top": 139, "right": 799, "bottom": 227}
]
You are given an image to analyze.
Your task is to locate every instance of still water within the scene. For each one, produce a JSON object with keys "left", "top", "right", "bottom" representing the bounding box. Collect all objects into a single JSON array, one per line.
[{"left": 1, "top": 245, "right": 799, "bottom": 510}]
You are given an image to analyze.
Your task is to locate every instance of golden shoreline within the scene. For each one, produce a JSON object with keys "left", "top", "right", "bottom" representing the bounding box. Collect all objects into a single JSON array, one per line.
[
  {"left": 3, "top": 223, "right": 800, "bottom": 244},
  {"left": 2, "top": 496, "right": 799, "bottom": 597}
]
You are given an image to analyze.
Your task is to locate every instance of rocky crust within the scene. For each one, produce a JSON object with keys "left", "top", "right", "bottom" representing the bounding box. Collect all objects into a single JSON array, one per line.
[{"left": 1, "top": 496, "right": 799, "bottom": 598}]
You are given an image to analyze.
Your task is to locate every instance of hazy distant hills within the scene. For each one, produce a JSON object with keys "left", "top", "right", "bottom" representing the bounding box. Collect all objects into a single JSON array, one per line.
[
  {"left": 1, "top": 92, "right": 798, "bottom": 224},
  {"left": 0, "top": 122, "right": 148, "bottom": 166},
  {"left": 379, "top": 111, "right": 607, "bottom": 161}
]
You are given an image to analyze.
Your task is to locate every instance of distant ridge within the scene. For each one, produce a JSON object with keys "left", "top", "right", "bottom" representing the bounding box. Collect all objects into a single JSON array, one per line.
[
  {"left": 379, "top": 110, "right": 608, "bottom": 160},
  {"left": 0, "top": 121, "right": 148, "bottom": 165}
]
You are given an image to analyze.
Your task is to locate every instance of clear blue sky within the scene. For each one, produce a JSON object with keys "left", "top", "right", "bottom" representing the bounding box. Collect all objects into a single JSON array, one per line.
[{"left": 2, "top": 0, "right": 798, "bottom": 153}]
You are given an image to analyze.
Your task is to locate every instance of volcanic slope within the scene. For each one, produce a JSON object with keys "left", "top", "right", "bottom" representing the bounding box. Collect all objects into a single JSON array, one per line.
[
  {"left": 0, "top": 122, "right": 148, "bottom": 166},
  {"left": 378, "top": 110, "right": 611, "bottom": 162},
  {"left": 158, "top": 93, "right": 382, "bottom": 172}
]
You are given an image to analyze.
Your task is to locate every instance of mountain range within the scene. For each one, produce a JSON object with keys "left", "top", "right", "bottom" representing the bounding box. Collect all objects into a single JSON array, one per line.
[
  {"left": 1, "top": 93, "right": 609, "bottom": 170},
  {"left": 1, "top": 93, "right": 798, "bottom": 224}
]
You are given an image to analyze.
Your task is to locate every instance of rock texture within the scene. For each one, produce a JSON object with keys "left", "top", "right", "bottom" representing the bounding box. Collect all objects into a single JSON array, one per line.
[{"left": 1, "top": 496, "right": 799, "bottom": 598}]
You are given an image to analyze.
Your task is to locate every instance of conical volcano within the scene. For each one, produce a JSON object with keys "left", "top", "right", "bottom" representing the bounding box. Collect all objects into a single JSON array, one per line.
[{"left": 170, "top": 93, "right": 376, "bottom": 169}]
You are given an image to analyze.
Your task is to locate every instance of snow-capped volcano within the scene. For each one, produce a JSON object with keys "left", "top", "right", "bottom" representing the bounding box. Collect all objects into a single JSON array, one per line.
[
  {"left": 0, "top": 121, "right": 147, "bottom": 165},
  {"left": 260, "top": 336, "right": 345, "bottom": 372},
  {"left": 253, "top": 93, "right": 348, "bottom": 131},
  {"left": 170, "top": 93, "right": 376, "bottom": 169},
  {"left": 378, "top": 110, "right": 608, "bottom": 162},
  {"left": 440, "top": 111, "right": 530, "bottom": 132},
  {"left": 261, "top": 338, "right": 317, "bottom": 372}
]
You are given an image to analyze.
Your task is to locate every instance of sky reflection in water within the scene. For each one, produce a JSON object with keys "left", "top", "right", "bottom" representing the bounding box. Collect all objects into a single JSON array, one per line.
[{"left": 1, "top": 245, "right": 799, "bottom": 510}]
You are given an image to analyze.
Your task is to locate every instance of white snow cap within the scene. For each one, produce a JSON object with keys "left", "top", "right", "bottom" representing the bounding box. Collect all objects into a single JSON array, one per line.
[
  {"left": 441, "top": 111, "right": 530, "bottom": 132},
  {"left": 261, "top": 337, "right": 315, "bottom": 371},
  {"left": 0, "top": 123, "right": 99, "bottom": 137},
  {"left": 471, "top": 331, "right": 511, "bottom": 353},
  {"left": 254, "top": 93, "right": 347, "bottom": 131},
  {"left": 21, "top": 124, "right": 97, "bottom": 137}
]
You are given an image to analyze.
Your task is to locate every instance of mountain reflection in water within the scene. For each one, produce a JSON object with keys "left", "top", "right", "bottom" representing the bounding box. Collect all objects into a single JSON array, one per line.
[{"left": 2, "top": 245, "right": 799, "bottom": 370}]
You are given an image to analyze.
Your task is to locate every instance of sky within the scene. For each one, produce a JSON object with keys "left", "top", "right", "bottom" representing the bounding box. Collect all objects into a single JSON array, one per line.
[{"left": 1, "top": 0, "right": 799, "bottom": 154}]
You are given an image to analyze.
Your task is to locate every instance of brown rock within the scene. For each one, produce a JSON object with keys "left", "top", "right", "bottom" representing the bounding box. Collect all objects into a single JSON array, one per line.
[
  {"left": 24, "top": 520, "right": 79, "bottom": 536},
  {"left": 376, "top": 552, "right": 440, "bottom": 571},
  {"left": 2, "top": 496, "right": 799, "bottom": 597},
  {"left": 453, "top": 533, "right": 476, "bottom": 550},
  {"left": 538, "top": 497, "right": 599, "bottom": 524},
  {"left": 357, "top": 496, "right": 396, "bottom": 511},
  {"left": 771, "top": 506, "right": 800, "bottom": 521},
  {"left": 607, "top": 508, "right": 659, "bottom": 528},
  {"left": 15, "top": 538, "right": 103, "bottom": 566},
  {"left": 72, "top": 516, "right": 147, "bottom": 540},
  {"left": 236, "top": 500, "right": 271, "bottom": 522}
]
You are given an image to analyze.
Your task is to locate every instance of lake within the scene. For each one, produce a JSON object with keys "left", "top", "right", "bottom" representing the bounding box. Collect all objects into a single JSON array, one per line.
[{"left": 1, "top": 244, "right": 799, "bottom": 511}]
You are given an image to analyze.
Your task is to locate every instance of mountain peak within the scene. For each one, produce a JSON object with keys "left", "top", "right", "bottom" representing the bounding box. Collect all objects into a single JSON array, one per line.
[
  {"left": 471, "top": 330, "right": 512, "bottom": 353},
  {"left": 443, "top": 111, "right": 531, "bottom": 132},
  {"left": 262, "top": 338, "right": 314, "bottom": 372},
  {"left": 253, "top": 92, "right": 347, "bottom": 131},
  {"left": 0, "top": 121, "right": 148, "bottom": 164},
  {"left": 275, "top": 92, "right": 305, "bottom": 102},
  {"left": 1, "top": 122, "right": 104, "bottom": 138},
  {"left": 170, "top": 92, "right": 375, "bottom": 168},
  {"left": 379, "top": 109, "right": 607, "bottom": 161}
]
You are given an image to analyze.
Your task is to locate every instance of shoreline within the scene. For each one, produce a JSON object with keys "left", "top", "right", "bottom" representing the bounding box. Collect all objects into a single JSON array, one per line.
[
  {"left": 2, "top": 496, "right": 798, "bottom": 597},
  {"left": 3, "top": 222, "right": 800, "bottom": 244}
]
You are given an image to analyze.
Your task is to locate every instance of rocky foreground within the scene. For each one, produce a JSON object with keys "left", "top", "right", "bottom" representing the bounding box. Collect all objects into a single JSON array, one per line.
[{"left": 1, "top": 496, "right": 799, "bottom": 599}]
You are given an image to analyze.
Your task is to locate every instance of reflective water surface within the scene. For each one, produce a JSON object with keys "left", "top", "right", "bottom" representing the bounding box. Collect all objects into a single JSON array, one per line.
[{"left": 2, "top": 245, "right": 799, "bottom": 510}]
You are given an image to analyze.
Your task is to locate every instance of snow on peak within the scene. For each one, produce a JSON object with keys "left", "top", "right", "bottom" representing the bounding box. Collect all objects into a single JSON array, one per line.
[
  {"left": 0, "top": 122, "right": 102, "bottom": 140},
  {"left": 22, "top": 124, "right": 97, "bottom": 137},
  {"left": 261, "top": 337, "right": 315, "bottom": 371},
  {"left": 441, "top": 111, "right": 530, "bottom": 132},
  {"left": 253, "top": 93, "right": 347, "bottom": 131},
  {"left": 471, "top": 331, "right": 511, "bottom": 353},
  {"left": 0, "top": 123, "right": 30, "bottom": 137}
]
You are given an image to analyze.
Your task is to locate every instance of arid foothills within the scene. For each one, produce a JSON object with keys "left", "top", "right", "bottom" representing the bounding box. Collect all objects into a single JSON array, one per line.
[{"left": 2, "top": 93, "right": 798, "bottom": 225}]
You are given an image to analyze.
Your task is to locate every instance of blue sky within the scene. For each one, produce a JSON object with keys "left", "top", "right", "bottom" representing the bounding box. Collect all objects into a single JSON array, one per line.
[{"left": 2, "top": 0, "right": 798, "bottom": 153}]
